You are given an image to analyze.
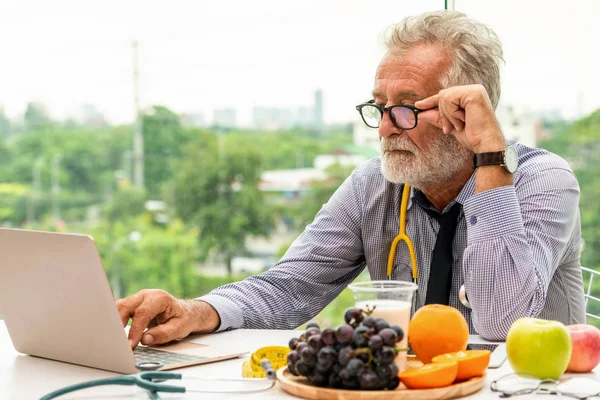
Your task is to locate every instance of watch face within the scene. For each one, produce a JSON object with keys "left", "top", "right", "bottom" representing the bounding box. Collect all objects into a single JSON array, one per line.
[{"left": 504, "top": 146, "right": 519, "bottom": 173}]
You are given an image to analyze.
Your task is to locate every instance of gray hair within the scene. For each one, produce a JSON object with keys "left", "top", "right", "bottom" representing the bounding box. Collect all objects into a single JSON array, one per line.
[{"left": 384, "top": 10, "right": 504, "bottom": 109}]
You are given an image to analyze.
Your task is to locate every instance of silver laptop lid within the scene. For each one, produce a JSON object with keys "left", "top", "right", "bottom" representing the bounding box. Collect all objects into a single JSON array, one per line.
[{"left": 0, "top": 228, "right": 138, "bottom": 374}]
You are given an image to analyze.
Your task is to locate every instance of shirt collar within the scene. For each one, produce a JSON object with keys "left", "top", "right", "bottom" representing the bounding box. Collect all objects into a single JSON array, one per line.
[{"left": 404, "top": 171, "right": 476, "bottom": 213}]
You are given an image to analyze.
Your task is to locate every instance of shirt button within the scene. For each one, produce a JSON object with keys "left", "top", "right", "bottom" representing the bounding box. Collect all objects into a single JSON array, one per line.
[{"left": 470, "top": 215, "right": 478, "bottom": 225}]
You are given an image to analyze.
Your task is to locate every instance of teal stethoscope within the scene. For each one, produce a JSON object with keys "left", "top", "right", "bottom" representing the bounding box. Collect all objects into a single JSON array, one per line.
[
  {"left": 41, "top": 360, "right": 277, "bottom": 400},
  {"left": 387, "top": 184, "right": 472, "bottom": 309}
]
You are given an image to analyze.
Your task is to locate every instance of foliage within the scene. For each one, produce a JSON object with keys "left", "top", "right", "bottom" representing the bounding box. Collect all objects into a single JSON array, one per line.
[
  {"left": 539, "top": 108, "right": 600, "bottom": 271},
  {"left": 0, "top": 183, "right": 29, "bottom": 222},
  {"left": 23, "top": 102, "right": 52, "bottom": 131},
  {"left": 103, "top": 186, "right": 148, "bottom": 224},
  {"left": 0, "top": 106, "right": 10, "bottom": 137},
  {"left": 170, "top": 131, "right": 273, "bottom": 275},
  {"left": 87, "top": 218, "right": 200, "bottom": 298},
  {"left": 142, "top": 106, "right": 190, "bottom": 197}
]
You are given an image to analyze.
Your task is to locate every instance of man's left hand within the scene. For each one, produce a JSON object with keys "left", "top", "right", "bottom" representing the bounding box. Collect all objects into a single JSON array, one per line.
[{"left": 415, "top": 84, "right": 506, "bottom": 153}]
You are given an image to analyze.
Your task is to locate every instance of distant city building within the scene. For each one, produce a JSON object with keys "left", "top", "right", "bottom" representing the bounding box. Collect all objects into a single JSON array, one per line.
[
  {"left": 352, "top": 121, "right": 380, "bottom": 153},
  {"left": 252, "top": 106, "right": 295, "bottom": 129},
  {"left": 314, "top": 89, "right": 323, "bottom": 129},
  {"left": 258, "top": 168, "right": 328, "bottom": 193},
  {"left": 297, "top": 107, "right": 313, "bottom": 127},
  {"left": 213, "top": 108, "right": 237, "bottom": 127},
  {"left": 180, "top": 112, "right": 207, "bottom": 127},
  {"left": 496, "top": 105, "right": 540, "bottom": 148},
  {"left": 250, "top": 89, "right": 324, "bottom": 130},
  {"left": 75, "top": 104, "right": 106, "bottom": 127},
  {"left": 314, "top": 145, "right": 379, "bottom": 170}
]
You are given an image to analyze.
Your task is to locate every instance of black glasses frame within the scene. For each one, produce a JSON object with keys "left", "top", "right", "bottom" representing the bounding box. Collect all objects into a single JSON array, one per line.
[{"left": 355, "top": 99, "right": 426, "bottom": 130}]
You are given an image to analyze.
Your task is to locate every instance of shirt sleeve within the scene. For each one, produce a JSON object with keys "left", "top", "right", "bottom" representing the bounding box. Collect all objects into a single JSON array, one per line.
[
  {"left": 462, "top": 167, "right": 580, "bottom": 341},
  {"left": 197, "top": 171, "right": 367, "bottom": 331}
]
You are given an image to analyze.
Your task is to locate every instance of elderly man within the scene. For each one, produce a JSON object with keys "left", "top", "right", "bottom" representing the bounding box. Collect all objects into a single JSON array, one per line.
[{"left": 117, "top": 10, "right": 585, "bottom": 348}]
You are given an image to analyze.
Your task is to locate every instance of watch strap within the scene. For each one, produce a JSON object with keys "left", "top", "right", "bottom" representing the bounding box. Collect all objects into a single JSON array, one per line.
[{"left": 472, "top": 150, "right": 505, "bottom": 169}]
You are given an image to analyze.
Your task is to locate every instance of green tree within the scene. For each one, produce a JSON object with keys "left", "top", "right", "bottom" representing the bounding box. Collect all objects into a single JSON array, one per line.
[
  {"left": 539, "top": 108, "right": 600, "bottom": 271},
  {"left": 0, "top": 106, "right": 10, "bottom": 137},
  {"left": 171, "top": 132, "right": 273, "bottom": 275},
  {"left": 24, "top": 102, "right": 52, "bottom": 132},
  {"left": 103, "top": 187, "right": 148, "bottom": 223},
  {"left": 88, "top": 219, "right": 199, "bottom": 299},
  {"left": 143, "top": 106, "right": 188, "bottom": 197}
]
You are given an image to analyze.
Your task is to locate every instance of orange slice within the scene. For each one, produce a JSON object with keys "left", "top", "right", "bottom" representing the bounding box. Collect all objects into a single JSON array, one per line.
[
  {"left": 432, "top": 350, "right": 490, "bottom": 381},
  {"left": 398, "top": 361, "right": 458, "bottom": 389}
]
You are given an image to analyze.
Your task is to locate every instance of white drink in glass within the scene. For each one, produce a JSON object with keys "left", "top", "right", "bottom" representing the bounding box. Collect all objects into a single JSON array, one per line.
[{"left": 356, "top": 299, "right": 411, "bottom": 371}]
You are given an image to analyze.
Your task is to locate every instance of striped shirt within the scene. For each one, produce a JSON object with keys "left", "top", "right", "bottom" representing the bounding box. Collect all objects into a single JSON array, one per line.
[{"left": 200, "top": 140, "right": 586, "bottom": 340}]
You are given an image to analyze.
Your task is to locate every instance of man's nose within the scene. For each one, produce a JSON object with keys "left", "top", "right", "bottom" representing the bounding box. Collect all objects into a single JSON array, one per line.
[{"left": 378, "top": 110, "right": 400, "bottom": 138}]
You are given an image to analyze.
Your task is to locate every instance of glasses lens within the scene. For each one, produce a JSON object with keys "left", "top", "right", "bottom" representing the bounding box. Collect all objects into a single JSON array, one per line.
[
  {"left": 391, "top": 106, "right": 417, "bottom": 129},
  {"left": 360, "top": 105, "right": 381, "bottom": 128},
  {"left": 557, "top": 377, "right": 600, "bottom": 398},
  {"left": 492, "top": 373, "right": 541, "bottom": 395}
]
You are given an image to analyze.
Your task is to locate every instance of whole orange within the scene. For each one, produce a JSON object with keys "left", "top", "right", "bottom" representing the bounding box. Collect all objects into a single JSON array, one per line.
[{"left": 408, "top": 304, "right": 469, "bottom": 363}]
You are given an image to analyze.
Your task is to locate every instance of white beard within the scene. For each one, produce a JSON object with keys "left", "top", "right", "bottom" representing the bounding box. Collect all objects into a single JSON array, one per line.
[{"left": 380, "top": 133, "right": 471, "bottom": 188}]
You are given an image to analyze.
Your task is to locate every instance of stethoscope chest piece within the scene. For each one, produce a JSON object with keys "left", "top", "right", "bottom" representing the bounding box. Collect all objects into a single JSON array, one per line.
[
  {"left": 459, "top": 284, "right": 471, "bottom": 309},
  {"left": 136, "top": 361, "right": 164, "bottom": 371}
]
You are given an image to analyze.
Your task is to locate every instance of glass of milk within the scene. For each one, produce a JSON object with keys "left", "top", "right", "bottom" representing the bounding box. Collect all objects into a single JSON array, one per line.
[{"left": 347, "top": 280, "right": 417, "bottom": 372}]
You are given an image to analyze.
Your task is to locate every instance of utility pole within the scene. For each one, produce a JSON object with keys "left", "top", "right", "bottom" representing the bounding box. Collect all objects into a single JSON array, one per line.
[
  {"left": 122, "top": 150, "right": 132, "bottom": 183},
  {"left": 28, "top": 157, "right": 44, "bottom": 224},
  {"left": 51, "top": 154, "right": 61, "bottom": 224},
  {"left": 132, "top": 40, "right": 144, "bottom": 188}
]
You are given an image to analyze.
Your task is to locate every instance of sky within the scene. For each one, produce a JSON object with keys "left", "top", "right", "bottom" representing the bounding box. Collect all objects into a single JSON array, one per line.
[{"left": 1, "top": 0, "right": 599, "bottom": 126}]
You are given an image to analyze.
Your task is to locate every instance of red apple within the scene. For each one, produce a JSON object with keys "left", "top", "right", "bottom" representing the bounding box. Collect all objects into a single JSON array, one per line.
[{"left": 566, "top": 324, "right": 600, "bottom": 372}]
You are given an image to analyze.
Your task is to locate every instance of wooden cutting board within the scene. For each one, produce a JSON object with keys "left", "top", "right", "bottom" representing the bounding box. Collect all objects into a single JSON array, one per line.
[{"left": 276, "top": 356, "right": 485, "bottom": 400}]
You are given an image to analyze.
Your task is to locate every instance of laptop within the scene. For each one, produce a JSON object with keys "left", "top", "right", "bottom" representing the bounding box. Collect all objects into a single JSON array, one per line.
[{"left": 0, "top": 227, "right": 247, "bottom": 374}]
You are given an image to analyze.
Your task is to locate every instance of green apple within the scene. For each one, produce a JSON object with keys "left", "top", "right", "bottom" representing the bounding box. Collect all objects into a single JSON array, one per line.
[{"left": 506, "top": 317, "right": 572, "bottom": 380}]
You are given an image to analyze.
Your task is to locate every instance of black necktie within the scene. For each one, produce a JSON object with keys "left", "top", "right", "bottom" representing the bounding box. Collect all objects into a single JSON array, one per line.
[{"left": 421, "top": 202, "right": 462, "bottom": 305}]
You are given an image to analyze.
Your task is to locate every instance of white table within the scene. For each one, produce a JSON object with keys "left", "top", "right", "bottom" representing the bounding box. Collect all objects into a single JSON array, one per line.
[{"left": 0, "top": 321, "right": 597, "bottom": 399}]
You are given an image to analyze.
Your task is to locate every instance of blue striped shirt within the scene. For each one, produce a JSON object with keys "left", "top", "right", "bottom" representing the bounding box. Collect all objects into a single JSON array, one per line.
[{"left": 200, "top": 140, "right": 586, "bottom": 340}]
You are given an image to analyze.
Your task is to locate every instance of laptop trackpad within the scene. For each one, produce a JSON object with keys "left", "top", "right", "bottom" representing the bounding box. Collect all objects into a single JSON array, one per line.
[{"left": 153, "top": 341, "right": 208, "bottom": 354}]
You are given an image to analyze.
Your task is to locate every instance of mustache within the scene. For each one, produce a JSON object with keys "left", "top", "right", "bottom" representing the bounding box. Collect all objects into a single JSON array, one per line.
[{"left": 381, "top": 135, "right": 417, "bottom": 152}]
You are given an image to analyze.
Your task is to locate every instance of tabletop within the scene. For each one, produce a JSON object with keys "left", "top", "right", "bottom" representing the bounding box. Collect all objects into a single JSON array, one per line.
[{"left": 1, "top": 321, "right": 598, "bottom": 400}]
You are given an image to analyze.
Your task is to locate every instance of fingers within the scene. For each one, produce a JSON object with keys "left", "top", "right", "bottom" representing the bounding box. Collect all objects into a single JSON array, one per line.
[
  {"left": 439, "top": 102, "right": 465, "bottom": 133},
  {"left": 438, "top": 112, "right": 454, "bottom": 135},
  {"left": 116, "top": 291, "right": 145, "bottom": 327},
  {"left": 142, "top": 319, "right": 185, "bottom": 346},
  {"left": 414, "top": 94, "right": 439, "bottom": 110},
  {"left": 127, "top": 291, "right": 173, "bottom": 349},
  {"left": 418, "top": 89, "right": 467, "bottom": 134},
  {"left": 417, "top": 109, "right": 442, "bottom": 129}
]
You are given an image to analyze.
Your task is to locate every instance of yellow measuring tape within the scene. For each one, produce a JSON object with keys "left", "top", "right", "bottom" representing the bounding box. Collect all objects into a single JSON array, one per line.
[{"left": 241, "top": 346, "right": 290, "bottom": 378}]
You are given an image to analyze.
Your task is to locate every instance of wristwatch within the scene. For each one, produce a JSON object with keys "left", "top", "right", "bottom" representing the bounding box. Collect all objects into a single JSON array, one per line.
[{"left": 472, "top": 145, "right": 518, "bottom": 173}]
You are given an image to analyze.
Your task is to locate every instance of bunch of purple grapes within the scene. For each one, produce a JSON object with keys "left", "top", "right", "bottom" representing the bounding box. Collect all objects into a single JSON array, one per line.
[{"left": 286, "top": 307, "right": 404, "bottom": 391}]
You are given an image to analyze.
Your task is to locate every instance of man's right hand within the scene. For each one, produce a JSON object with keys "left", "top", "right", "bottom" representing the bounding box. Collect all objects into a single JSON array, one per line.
[{"left": 116, "top": 289, "right": 221, "bottom": 349}]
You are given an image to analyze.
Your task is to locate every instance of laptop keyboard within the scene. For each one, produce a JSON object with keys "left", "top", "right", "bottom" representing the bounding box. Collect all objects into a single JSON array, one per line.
[{"left": 134, "top": 345, "right": 207, "bottom": 366}]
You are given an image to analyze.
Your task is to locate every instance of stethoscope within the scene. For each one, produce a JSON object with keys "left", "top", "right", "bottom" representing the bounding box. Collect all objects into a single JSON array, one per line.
[
  {"left": 41, "top": 360, "right": 277, "bottom": 399},
  {"left": 386, "top": 184, "right": 472, "bottom": 310}
]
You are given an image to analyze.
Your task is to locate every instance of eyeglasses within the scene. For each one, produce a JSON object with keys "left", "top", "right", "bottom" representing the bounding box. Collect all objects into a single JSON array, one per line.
[
  {"left": 355, "top": 99, "right": 427, "bottom": 130},
  {"left": 491, "top": 373, "right": 600, "bottom": 399}
]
